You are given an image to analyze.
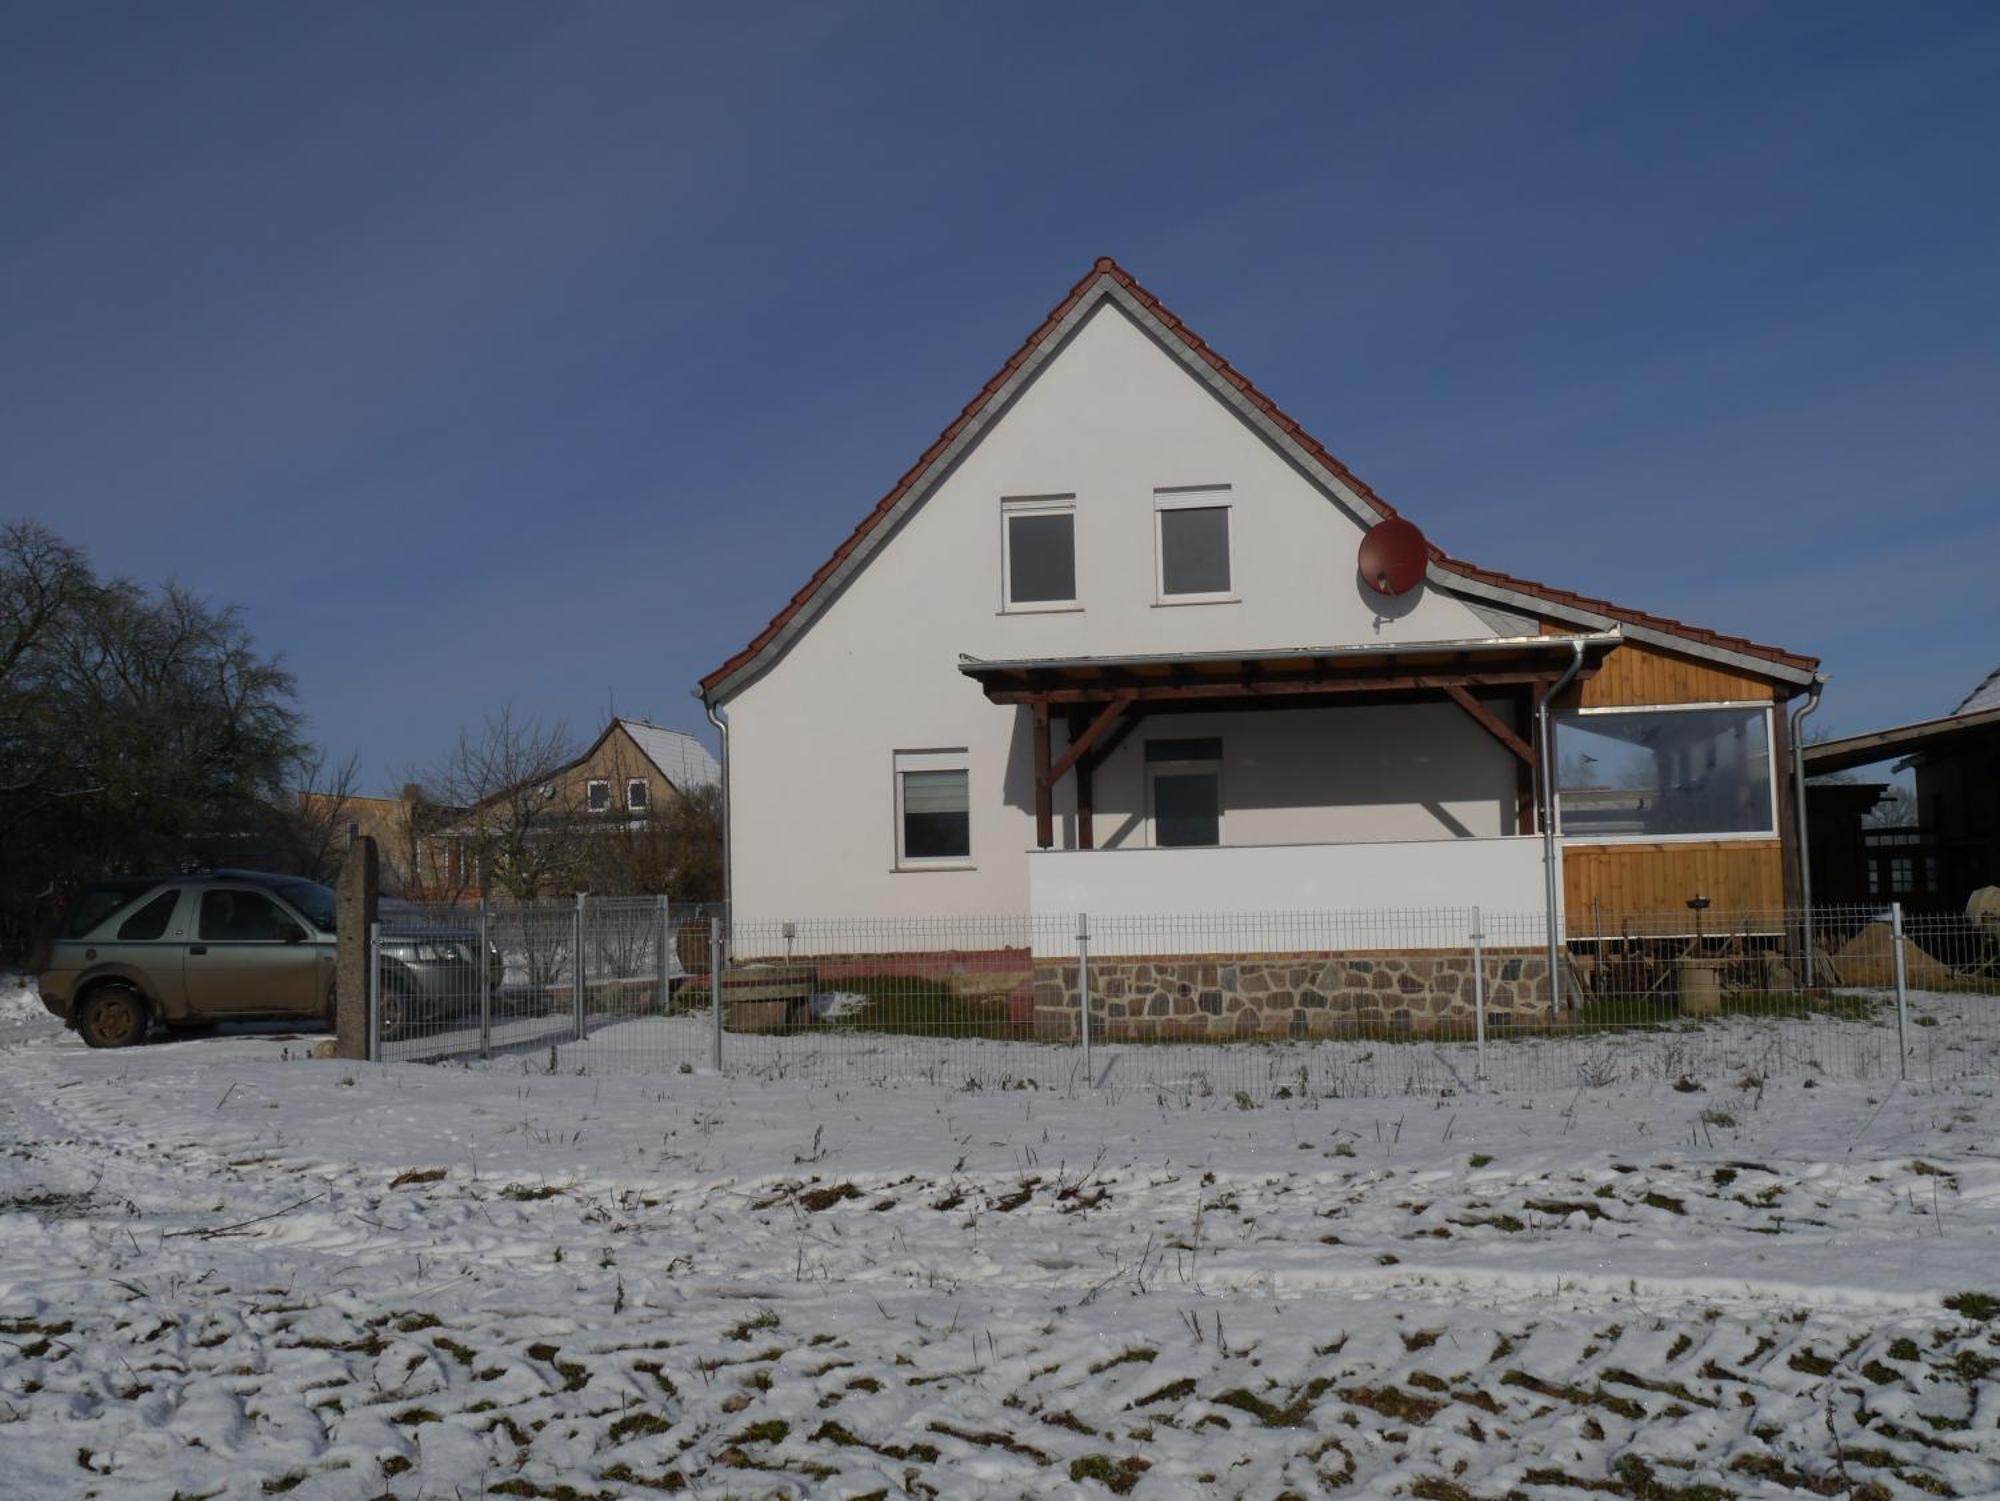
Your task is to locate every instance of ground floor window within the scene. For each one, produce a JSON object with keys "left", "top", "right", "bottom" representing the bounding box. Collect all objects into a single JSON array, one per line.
[
  {"left": 1556, "top": 704, "right": 1774, "bottom": 839},
  {"left": 895, "top": 750, "right": 971, "bottom": 865},
  {"left": 1146, "top": 737, "right": 1222, "bottom": 847}
]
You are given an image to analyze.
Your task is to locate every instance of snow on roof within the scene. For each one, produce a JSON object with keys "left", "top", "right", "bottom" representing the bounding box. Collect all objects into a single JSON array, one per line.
[
  {"left": 619, "top": 719, "right": 720, "bottom": 791},
  {"left": 1952, "top": 664, "right": 2000, "bottom": 717}
]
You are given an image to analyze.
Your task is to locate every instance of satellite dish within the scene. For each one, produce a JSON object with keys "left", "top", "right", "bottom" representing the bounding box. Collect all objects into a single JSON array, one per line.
[{"left": 1358, "top": 517, "right": 1427, "bottom": 596}]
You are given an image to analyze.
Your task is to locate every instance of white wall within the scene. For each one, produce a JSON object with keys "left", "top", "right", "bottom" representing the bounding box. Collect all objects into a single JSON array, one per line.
[
  {"left": 1030, "top": 837, "right": 1551, "bottom": 955},
  {"left": 725, "top": 299, "right": 1512, "bottom": 924}
]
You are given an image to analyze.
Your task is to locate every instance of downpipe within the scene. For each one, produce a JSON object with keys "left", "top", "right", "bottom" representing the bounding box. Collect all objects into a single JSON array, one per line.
[
  {"left": 701, "top": 693, "right": 731, "bottom": 966},
  {"left": 1537, "top": 640, "right": 1586, "bottom": 1018},
  {"left": 1790, "top": 674, "right": 1826, "bottom": 987}
]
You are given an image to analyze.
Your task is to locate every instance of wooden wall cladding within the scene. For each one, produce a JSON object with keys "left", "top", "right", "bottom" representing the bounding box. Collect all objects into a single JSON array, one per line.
[
  {"left": 1562, "top": 840, "right": 1785, "bottom": 923},
  {"left": 1580, "top": 640, "right": 1781, "bottom": 708}
]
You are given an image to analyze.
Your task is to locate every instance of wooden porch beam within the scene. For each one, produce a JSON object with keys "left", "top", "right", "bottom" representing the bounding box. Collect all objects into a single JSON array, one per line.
[
  {"left": 1040, "top": 693, "right": 1133, "bottom": 788},
  {"left": 984, "top": 669, "right": 1557, "bottom": 705},
  {"left": 1442, "top": 683, "right": 1537, "bottom": 766}
]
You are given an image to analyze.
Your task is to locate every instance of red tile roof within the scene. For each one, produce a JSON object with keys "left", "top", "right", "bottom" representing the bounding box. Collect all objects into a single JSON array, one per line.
[{"left": 700, "top": 258, "right": 1816, "bottom": 696}]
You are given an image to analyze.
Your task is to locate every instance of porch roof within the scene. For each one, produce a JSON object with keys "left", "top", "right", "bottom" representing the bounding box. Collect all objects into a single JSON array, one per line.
[{"left": 957, "top": 630, "right": 1622, "bottom": 704}]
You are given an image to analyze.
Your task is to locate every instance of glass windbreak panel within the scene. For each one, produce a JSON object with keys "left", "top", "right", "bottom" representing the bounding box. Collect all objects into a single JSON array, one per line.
[
  {"left": 1153, "top": 770, "right": 1221, "bottom": 847},
  {"left": 117, "top": 891, "right": 181, "bottom": 941},
  {"left": 1556, "top": 708, "right": 1772, "bottom": 838},
  {"left": 199, "top": 889, "right": 289, "bottom": 942},
  {"left": 1007, "top": 511, "right": 1076, "bottom": 604},
  {"left": 901, "top": 769, "right": 970, "bottom": 860},
  {"left": 1159, "top": 505, "right": 1231, "bottom": 596}
]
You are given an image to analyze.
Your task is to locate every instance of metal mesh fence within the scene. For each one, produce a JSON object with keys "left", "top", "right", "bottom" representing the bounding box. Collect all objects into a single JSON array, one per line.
[{"left": 371, "top": 898, "right": 2000, "bottom": 1099}]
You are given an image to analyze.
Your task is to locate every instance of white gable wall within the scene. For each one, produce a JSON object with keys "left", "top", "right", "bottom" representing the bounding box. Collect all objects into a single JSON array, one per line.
[{"left": 724, "top": 302, "right": 1511, "bottom": 923}]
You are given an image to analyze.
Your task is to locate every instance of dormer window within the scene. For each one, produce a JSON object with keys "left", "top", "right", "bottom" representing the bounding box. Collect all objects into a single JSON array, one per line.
[{"left": 1001, "top": 496, "right": 1077, "bottom": 611}]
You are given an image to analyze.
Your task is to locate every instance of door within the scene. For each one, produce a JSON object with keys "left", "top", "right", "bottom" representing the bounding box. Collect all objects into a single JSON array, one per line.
[{"left": 183, "top": 887, "right": 322, "bottom": 1015}]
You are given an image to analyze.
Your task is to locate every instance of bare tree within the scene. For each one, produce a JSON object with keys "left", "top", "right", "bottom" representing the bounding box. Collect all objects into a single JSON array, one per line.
[
  {"left": 420, "top": 708, "right": 588, "bottom": 902},
  {"left": 284, "top": 748, "right": 364, "bottom": 883}
]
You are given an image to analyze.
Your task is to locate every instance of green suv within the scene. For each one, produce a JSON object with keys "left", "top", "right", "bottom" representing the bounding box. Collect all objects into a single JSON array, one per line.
[{"left": 38, "top": 871, "right": 499, "bottom": 1048}]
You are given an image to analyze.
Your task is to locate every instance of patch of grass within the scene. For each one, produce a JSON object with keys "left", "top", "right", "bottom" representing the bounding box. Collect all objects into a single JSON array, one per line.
[
  {"left": 1132, "top": 1378, "right": 1196, "bottom": 1408},
  {"left": 732, "top": 1418, "right": 790, "bottom": 1445},
  {"left": 597, "top": 1462, "right": 688, "bottom": 1492},
  {"left": 389, "top": 1167, "right": 447, "bottom": 1188},
  {"left": 726, "top": 1308, "right": 781, "bottom": 1341},
  {"left": 1087, "top": 1347, "right": 1156, "bottom": 1375},
  {"left": 1641, "top": 1192, "right": 1686, "bottom": 1215},
  {"left": 526, "top": 1342, "right": 590, "bottom": 1390},
  {"left": 1500, "top": 1370, "right": 1643, "bottom": 1420},
  {"left": 1468, "top": 1154, "right": 1493, "bottom": 1168},
  {"left": 820, "top": 976, "right": 1032, "bottom": 1041},
  {"left": 928, "top": 1421, "right": 1053, "bottom": 1463},
  {"left": 797, "top": 1183, "right": 862, "bottom": 1212},
  {"left": 1786, "top": 1348, "right": 1837, "bottom": 1377},
  {"left": 608, "top": 1410, "right": 673, "bottom": 1444},
  {"left": 1525, "top": 1198, "right": 1608, "bottom": 1221},
  {"left": 500, "top": 1182, "right": 567, "bottom": 1201},
  {"left": 1067, "top": 1454, "right": 1151, "bottom": 1493},
  {"left": 1943, "top": 1291, "right": 2000, "bottom": 1321}
]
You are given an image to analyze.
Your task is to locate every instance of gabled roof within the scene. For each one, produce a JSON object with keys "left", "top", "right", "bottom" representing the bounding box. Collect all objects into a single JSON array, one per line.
[
  {"left": 1952, "top": 665, "right": 2000, "bottom": 717},
  {"left": 607, "top": 719, "right": 719, "bottom": 792},
  {"left": 700, "top": 258, "right": 1818, "bottom": 701}
]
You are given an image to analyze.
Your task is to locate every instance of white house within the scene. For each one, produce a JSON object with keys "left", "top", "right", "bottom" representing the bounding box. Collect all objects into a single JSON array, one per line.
[{"left": 698, "top": 260, "right": 1818, "bottom": 1031}]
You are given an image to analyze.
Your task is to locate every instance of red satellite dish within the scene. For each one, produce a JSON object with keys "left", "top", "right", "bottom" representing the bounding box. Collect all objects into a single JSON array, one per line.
[{"left": 1358, "top": 517, "right": 1427, "bottom": 596}]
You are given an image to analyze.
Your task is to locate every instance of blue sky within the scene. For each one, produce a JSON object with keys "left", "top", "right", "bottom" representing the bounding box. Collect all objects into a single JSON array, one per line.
[{"left": 7, "top": 3, "right": 1997, "bottom": 788}]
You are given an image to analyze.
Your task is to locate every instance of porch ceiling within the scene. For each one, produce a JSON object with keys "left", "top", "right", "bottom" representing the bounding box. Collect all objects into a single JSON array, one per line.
[{"left": 958, "top": 631, "right": 1621, "bottom": 705}]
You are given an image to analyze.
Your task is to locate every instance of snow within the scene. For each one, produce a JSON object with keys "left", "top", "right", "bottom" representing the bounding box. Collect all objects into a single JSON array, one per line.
[{"left": 2, "top": 974, "right": 1997, "bottom": 1498}]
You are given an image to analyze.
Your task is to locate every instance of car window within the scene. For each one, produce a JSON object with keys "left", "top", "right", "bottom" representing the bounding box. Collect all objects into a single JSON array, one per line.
[
  {"left": 199, "top": 889, "right": 291, "bottom": 942},
  {"left": 265, "top": 878, "right": 336, "bottom": 932},
  {"left": 60, "top": 883, "right": 151, "bottom": 939},
  {"left": 116, "top": 891, "right": 182, "bottom": 941}
]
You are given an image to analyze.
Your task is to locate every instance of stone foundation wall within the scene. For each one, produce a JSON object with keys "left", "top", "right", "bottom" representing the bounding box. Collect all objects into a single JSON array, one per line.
[{"left": 1032, "top": 948, "right": 1550, "bottom": 1041}]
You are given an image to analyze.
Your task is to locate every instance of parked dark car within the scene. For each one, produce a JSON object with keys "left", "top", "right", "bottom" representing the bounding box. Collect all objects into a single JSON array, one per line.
[{"left": 37, "top": 871, "right": 500, "bottom": 1047}]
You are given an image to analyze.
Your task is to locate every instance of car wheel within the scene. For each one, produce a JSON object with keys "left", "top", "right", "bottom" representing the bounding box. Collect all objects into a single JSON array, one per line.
[
  {"left": 79, "top": 986, "right": 149, "bottom": 1049},
  {"left": 379, "top": 987, "right": 408, "bottom": 1039}
]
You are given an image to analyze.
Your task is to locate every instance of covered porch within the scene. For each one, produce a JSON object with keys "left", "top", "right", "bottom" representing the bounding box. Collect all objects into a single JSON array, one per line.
[{"left": 961, "top": 633, "right": 1621, "bottom": 923}]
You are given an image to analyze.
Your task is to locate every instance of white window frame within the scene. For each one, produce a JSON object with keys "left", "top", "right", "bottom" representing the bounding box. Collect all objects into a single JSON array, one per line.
[
  {"left": 893, "top": 748, "right": 974, "bottom": 870},
  {"left": 1554, "top": 700, "right": 1779, "bottom": 845},
  {"left": 1153, "top": 485, "right": 1235, "bottom": 605},
  {"left": 999, "top": 495, "right": 1080, "bottom": 614},
  {"left": 586, "top": 779, "right": 611, "bottom": 813},
  {"left": 626, "top": 778, "right": 649, "bottom": 813},
  {"left": 1144, "top": 741, "right": 1225, "bottom": 849}
]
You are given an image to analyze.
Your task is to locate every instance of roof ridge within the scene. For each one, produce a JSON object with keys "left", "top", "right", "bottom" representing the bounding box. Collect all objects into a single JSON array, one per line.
[{"left": 699, "top": 258, "right": 1815, "bottom": 696}]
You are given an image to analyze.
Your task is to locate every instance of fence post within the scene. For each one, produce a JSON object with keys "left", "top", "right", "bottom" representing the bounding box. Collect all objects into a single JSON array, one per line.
[
  {"left": 1077, "top": 912, "right": 1092, "bottom": 1085},
  {"left": 1471, "top": 907, "right": 1486, "bottom": 1084},
  {"left": 366, "top": 919, "right": 382, "bottom": 1062},
  {"left": 477, "top": 897, "right": 491, "bottom": 1060},
  {"left": 573, "top": 892, "right": 587, "bottom": 1044},
  {"left": 709, "top": 913, "right": 725, "bottom": 1072},
  {"left": 1891, "top": 900, "right": 1910, "bottom": 1081},
  {"left": 656, "top": 893, "right": 670, "bottom": 1016}
]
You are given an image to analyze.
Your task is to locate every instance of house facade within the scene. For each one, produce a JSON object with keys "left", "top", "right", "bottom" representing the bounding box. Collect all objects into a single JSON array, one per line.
[{"left": 699, "top": 260, "right": 1818, "bottom": 1025}]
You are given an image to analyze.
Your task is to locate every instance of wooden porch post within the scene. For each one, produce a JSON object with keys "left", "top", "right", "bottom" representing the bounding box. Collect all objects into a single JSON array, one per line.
[
  {"left": 1516, "top": 687, "right": 1538, "bottom": 835},
  {"left": 1771, "top": 696, "right": 1801, "bottom": 913},
  {"left": 1067, "top": 711, "right": 1095, "bottom": 850},
  {"left": 1032, "top": 699, "right": 1053, "bottom": 850}
]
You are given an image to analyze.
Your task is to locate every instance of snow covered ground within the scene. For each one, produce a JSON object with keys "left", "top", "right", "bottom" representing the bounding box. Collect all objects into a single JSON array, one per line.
[{"left": 3, "top": 972, "right": 1998, "bottom": 1499}]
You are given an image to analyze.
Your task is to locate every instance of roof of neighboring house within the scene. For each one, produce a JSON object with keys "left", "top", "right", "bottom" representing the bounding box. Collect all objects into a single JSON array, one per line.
[
  {"left": 699, "top": 257, "right": 1818, "bottom": 702},
  {"left": 1953, "top": 665, "right": 2000, "bottom": 717},
  {"left": 614, "top": 719, "right": 720, "bottom": 792},
  {"left": 1803, "top": 704, "right": 2000, "bottom": 776}
]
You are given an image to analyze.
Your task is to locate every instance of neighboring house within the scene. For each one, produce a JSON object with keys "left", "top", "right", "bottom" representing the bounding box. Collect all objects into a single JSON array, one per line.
[
  {"left": 319, "top": 719, "right": 720, "bottom": 901},
  {"left": 548, "top": 718, "right": 721, "bottom": 824},
  {"left": 1804, "top": 666, "right": 2000, "bottom": 911},
  {"left": 698, "top": 259, "right": 1819, "bottom": 1005}
]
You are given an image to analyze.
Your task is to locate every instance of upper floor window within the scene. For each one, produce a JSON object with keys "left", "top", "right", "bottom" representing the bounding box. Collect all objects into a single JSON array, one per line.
[
  {"left": 627, "top": 778, "right": 650, "bottom": 812},
  {"left": 1555, "top": 705, "right": 1774, "bottom": 841},
  {"left": 1155, "top": 487, "right": 1232, "bottom": 601},
  {"left": 586, "top": 779, "right": 611, "bottom": 813},
  {"left": 1001, "top": 496, "right": 1076, "bottom": 610}
]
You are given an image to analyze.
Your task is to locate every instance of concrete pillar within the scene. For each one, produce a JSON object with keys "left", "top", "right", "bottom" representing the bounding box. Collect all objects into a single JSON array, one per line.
[{"left": 334, "top": 835, "right": 380, "bottom": 1059}]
